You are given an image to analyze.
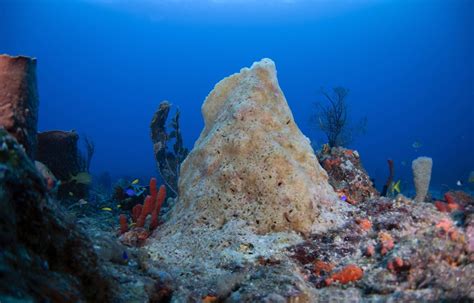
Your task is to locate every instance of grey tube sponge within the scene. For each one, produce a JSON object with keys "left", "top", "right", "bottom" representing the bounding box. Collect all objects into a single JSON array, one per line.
[{"left": 412, "top": 156, "right": 433, "bottom": 202}]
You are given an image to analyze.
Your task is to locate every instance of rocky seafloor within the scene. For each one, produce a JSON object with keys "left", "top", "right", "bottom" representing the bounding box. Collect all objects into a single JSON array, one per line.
[{"left": 0, "top": 56, "right": 473, "bottom": 302}]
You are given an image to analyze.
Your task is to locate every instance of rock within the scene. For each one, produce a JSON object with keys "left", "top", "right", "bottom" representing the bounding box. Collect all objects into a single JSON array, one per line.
[
  {"left": 172, "top": 58, "right": 347, "bottom": 235},
  {"left": 36, "top": 130, "right": 88, "bottom": 199},
  {"left": 0, "top": 129, "right": 117, "bottom": 302},
  {"left": 0, "top": 54, "right": 39, "bottom": 158},
  {"left": 412, "top": 156, "right": 432, "bottom": 202},
  {"left": 318, "top": 146, "right": 379, "bottom": 204}
]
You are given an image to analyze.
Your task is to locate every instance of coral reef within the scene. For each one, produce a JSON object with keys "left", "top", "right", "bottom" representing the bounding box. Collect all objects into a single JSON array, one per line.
[
  {"left": 412, "top": 156, "right": 433, "bottom": 202},
  {"left": 3, "top": 54, "right": 471, "bottom": 302},
  {"left": 139, "top": 60, "right": 472, "bottom": 302},
  {"left": 318, "top": 146, "right": 379, "bottom": 204},
  {"left": 0, "top": 54, "right": 39, "bottom": 158},
  {"left": 287, "top": 194, "right": 473, "bottom": 301},
  {"left": 150, "top": 100, "right": 188, "bottom": 197},
  {"left": 0, "top": 129, "right": 117, "bottom": 302}
]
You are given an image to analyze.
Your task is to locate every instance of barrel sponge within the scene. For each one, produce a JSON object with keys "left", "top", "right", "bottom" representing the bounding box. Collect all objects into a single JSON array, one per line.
[{"left": 412, "top": 156, "right": 433, "bottom": 202}]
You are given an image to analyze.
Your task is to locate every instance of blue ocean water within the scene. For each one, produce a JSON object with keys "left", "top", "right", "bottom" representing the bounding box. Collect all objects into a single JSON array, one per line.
[{"left": 1, "top": 0, "right": 473, "bottom": 194}]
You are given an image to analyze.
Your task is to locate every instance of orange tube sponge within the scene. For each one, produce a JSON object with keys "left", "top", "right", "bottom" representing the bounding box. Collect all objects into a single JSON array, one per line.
[
  {"left": 150, "top": 185, "right": 166, "bottom": 230},
  {"left": 137, "top": 195, "right": 153, "bottom": 228},
  {"left": 150, "top": 177, "right": 158, "bottom": 200},
  {"left": 132, "top": 204, "right": 143, "bottom": 222}
]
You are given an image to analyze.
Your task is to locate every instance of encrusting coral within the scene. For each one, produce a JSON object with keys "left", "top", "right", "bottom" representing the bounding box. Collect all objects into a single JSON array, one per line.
[{"left": 11, "top": 56, "right": 467, "bottom": 302}]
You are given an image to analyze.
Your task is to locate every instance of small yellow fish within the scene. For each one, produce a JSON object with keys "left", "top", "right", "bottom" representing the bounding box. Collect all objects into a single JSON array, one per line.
[
  {"left": 131, "top": 179, "right": 139, "bottom": 185},
  {"left": 117, "top": 204, "right": 122, "bottom": 208},
  {"left": 101, "top": 207, "right": 113, "bottom": 211},
  {"left": 69, "top": 172, "right": 92, "bottom": 185},
  {"left": 391, "top": 180, "right": 401, "bottom": 195},
  {"left": 69, "top": 192, "right": 74, "bottom": 196}
]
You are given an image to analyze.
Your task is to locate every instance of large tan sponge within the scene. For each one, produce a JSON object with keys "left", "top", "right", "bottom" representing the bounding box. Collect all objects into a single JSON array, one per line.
[{"left": 171, "top": 58, "right": 347, "bottom": 235}]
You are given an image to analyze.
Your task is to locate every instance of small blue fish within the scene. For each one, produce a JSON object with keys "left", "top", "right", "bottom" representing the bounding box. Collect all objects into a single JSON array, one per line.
[
  {"left": 122, "top": 251, "right": 129, "bottom": 261},
  {"left": 340, "top": 195, "right": 347, "bottom": 201},
  {"left": 125, "top": 188, "right": 136, "bottom": 197}
]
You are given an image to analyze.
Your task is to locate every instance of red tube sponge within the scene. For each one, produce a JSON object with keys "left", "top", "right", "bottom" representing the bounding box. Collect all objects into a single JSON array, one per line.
[
  {"left": 150, "top": 185, "right": 167, "bottom": 230},
  {"left": 137, "top": 195, "right": 153, "bottom": 228},
  {"left": 119, "top": 214, "right": 128, "bottom": 234}
]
